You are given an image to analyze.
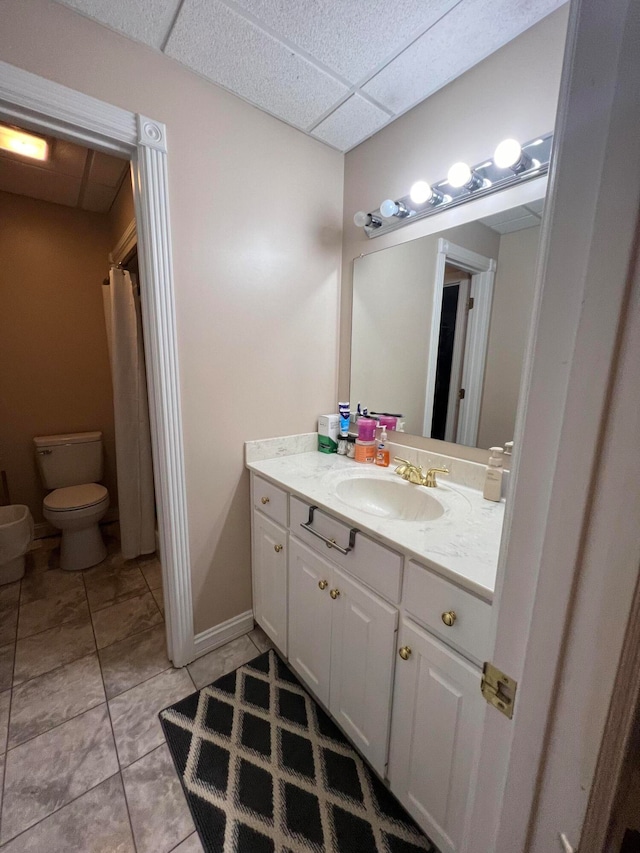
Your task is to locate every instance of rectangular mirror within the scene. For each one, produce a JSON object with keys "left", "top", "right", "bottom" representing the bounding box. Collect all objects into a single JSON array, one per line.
[{"left": 350, "top": 193, "right": 544, "bottom": 450}]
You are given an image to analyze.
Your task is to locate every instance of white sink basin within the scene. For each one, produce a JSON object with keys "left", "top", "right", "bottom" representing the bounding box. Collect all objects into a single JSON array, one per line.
[{"left": 334, "top": 476, "right": 445, "bottom": 522}]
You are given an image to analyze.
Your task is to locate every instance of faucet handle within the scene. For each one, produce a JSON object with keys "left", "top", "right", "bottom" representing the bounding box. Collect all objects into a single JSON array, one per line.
[
  {"left": 394, "top": 457, "right": 412, "bottom": 476},
  {"left": 424, "top": 466, "right": 450, "bottom": 487}
]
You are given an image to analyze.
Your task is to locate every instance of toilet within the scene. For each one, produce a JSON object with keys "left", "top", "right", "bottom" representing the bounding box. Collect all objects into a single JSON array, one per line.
[{"left": 34, "top": 431, "right": 109, "bottom": 571}]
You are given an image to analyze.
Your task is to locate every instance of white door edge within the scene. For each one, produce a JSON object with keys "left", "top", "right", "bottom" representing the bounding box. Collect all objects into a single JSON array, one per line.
[{"left": 466, "top": 0, "right": 640, "bottom": 849}]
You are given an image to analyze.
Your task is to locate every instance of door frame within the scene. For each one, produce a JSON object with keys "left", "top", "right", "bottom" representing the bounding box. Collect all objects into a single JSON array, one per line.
[
  {"left": 0, "top": 60, "right": 195, "bottom": 666},
  {"left": 423, "top": 239, "right": 496, "bottom": 444},
  {"left": 466, "top": 0, "right": 640, "bottom": 849}
]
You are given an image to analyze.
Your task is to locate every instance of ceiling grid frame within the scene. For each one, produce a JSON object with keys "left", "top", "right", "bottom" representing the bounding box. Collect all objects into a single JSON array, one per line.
[{"left": 55, "top": 0, "right": 568, "bottom": 152}]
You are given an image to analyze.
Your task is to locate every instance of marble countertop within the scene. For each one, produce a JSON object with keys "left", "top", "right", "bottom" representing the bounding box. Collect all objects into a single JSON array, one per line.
[{"left": 246, "top": 449, "right": 504, "bottom": 602}]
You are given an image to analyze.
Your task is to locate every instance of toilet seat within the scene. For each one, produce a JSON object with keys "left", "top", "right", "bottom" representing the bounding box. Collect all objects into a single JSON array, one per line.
[{"left": 44, "top": 483, "right": 108, "bottom": 512}]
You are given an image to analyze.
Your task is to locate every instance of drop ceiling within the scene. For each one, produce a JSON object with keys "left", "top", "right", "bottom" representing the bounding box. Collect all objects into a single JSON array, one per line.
[
  {"left": 55, "top": 0, "right": 567, "bottom": 152},
  {"left": 479, "top": 199, "right": 544, "bottom": 235},
  {"left": 0, "top": 132, "right": 129, "bottom": 212}
]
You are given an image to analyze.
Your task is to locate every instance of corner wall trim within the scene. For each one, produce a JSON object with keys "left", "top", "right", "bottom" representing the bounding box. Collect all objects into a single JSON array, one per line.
[
  {"left": 193, "top": 611, "right": 255, "bottom": 660},
  {"left": 0, "top": 59, "right": 195, "bottom": 667}
]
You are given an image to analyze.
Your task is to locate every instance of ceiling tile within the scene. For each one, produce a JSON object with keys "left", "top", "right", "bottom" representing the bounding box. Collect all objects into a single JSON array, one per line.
[
  {"left": 89, "top": 151, "right": 129, "bottom": 188},
  {"left": 49, "top": 139, "right": 88, "bottom": 178},
  {"left": 525, "top": 198, "right": 545, "bottom": 215},
  {"left": 481, "top": 206, "right": 531, "bottom": 227},
  {"left": 228, "top": 0, "right": 460, "bottom": 82},
  {"left": 164, "top": 0, "right": 349, "bottom": 129},
  {"left": 311, "top": 95, "right": 390, "bottom": 152},
  {"left": 0, "top": 159, "right": 81, "bottom": 207},
  {"left": 362, "top": 0, "right": 567, "bottom": 114},
  {"left": 494, "top": 214, "right": 541, "bottom": 234},
  {"left": 81, "top": 183, "right": 117, "bottom": 212},
  {"left": 57, "top": 0, "right": 182, "bottom": 49}
]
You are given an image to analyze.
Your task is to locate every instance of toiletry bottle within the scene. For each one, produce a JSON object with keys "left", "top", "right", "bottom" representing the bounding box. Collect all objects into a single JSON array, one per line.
[
  {"left": 483, "top": 446, "right": 504, "bottom": 501},
  {"left": 375, "top": 426, "right": 390, "bottom": 467}
]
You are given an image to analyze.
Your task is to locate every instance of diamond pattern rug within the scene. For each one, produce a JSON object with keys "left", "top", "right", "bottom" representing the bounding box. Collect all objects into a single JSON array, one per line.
[{"left": 160, "top": 649, "right": 435, "bottom": 853}]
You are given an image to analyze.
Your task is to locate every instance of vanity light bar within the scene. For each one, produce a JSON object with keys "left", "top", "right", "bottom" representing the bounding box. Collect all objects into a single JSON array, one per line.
[{"left": 354, "top": 132, "right": 553, "bottom": 239}]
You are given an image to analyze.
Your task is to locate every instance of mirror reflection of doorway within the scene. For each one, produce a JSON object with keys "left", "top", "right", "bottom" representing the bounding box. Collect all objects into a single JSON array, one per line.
[{"left": 431, "top": 264, "right": 471, "bottom": 442}]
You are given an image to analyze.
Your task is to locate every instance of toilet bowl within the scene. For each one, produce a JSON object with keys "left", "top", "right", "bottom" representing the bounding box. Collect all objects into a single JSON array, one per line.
[
  {"left": 34, "top": 431, "right": 110, "bottom": 571},
  {"left": 0, "top": 505, "right": 34, "bottom": 584},
  {"left": 43, "top": 483, "right": 109, "bottom": 570}
]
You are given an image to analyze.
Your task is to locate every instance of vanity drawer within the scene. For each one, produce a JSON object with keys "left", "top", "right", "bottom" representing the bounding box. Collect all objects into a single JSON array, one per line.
[
  {"left": 290, "top": 496, "right": 403, "bottom": 603},
  {"left": 252, "top": 475, "right": 288, "bottom": 527},
  {"left": 404, "top": 560, "right": 492, "bottom": 663}
]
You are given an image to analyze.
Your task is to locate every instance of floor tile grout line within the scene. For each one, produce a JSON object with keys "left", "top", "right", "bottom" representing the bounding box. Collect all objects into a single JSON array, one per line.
[
  {"left": 4, "top": 696, "right": 107, "bottom": 757},
  {"left": 0, "top": 570, "right": 21, "bottom": 842},
  {"left": 0, "top": 770, "right": 125, "bottom": 850},
  {"left": 105, "top": 661, "right": 175, "bottom": 704},
  {"left": 85, "top": 567, "right": 139, "bottom": 853}
]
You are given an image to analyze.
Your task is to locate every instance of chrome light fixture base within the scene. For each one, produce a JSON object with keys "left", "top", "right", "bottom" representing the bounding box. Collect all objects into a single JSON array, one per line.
[{"left": 357, "top": 132, "right": 552, "bottom": 239}]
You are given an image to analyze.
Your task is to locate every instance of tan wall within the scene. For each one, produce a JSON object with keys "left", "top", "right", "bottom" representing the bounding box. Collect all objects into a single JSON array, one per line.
[
  {"left": 341, "top": 6, "right": 568, "bottom": 460},
  {"left": 0, "top": 0, "right": 344, "bottom": 633},
  {"left": 351, "top": 220, "right": 499, "bottom": 435},
  {"left": 0, "top": 191, "right": 117, "bottom": 523},
  {"left": 477, "top": 225, "right": 541, "bottom": 450}
]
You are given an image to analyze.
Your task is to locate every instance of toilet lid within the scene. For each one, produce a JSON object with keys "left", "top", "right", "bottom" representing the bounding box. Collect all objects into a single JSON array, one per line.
[{"left": 44, "top": 483, "right": 108, "bottom": 511}]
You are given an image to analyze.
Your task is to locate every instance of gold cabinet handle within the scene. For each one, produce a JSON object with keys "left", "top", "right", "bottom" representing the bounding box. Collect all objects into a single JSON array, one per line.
[
  {"left": 326, "top": 538, "right": 337, "bottom": 549},
  {"left": 441, "top": 610, "right": 457, "bottom": 627},
  {"left": 329, "top": 588, "right": 340, "bottom": 599},
  {"left": 274, "top": 544, "right": 283, "bottom": 553},
  {"left": 399, "top": 646, "right": 412, "bottom": 661},
  {"left": 318, "top": 580, "right": 328, "bottom": 590},
  {"left": 261, "top": 496, "right": 270, "bottom": 504}
]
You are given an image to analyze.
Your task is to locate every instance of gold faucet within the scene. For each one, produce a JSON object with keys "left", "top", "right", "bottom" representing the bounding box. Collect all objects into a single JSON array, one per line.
[{"left": 394, "top": 458, "right": 449, "bottom": 488}]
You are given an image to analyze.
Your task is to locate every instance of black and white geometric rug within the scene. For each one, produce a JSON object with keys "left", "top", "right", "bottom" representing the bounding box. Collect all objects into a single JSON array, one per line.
[{"left": 160, "top": 649, "right": 436, "bottom": 853}]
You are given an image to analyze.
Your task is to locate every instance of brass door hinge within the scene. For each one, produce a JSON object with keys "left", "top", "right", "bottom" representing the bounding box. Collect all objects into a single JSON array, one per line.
[
  {"left": 467, "top": 296, "right": 474, "bottom": 310},
  {"left": 481, "top": 662, "right": 517, "bottom": 719},
  {"left": 458, "top": 388, "right": 466, "bottom": 400}
]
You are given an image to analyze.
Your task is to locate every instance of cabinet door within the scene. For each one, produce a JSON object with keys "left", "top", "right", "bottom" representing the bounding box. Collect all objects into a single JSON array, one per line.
[
  {"left": 329, "top": 567, "right": 398, "bottom": 776},
  {"left": 388, "top": 619, "right": 484, "bottom": 853},
  {"left": 252, "top": 511, "right": 288, "bottom": 654},
  {"left": 288, "top": 538, "right": 333, "bottom": 706}
]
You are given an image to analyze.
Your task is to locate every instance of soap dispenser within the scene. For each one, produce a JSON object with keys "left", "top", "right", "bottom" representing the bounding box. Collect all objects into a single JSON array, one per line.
[
  {"left": 375, "top": 426, "right": 390, "bottom": 467},
  {"left": 483, "top": 446, "right": 504, "bottom": 501}
]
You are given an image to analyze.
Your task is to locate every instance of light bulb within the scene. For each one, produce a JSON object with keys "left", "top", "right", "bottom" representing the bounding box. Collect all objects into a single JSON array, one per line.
[
  {"left": 380, "top": 199, "right": 399, "bottom": 218},
  {"left": 410, "top": 181, "right": 432, "bottom": 204},
  {"left": 494, "top": 138, "right": 522, "bottom": 169},
  {"left": 447, "top": 162, "right": 472, "bottom": 188},
  {"left": 353, "top": 210, "right": 370, "bottom": 227}
]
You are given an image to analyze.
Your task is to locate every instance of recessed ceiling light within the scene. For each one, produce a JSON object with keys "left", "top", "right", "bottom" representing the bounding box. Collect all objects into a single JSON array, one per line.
[{"left": 0, "top": 125, "right": 49, "bottom": 161}]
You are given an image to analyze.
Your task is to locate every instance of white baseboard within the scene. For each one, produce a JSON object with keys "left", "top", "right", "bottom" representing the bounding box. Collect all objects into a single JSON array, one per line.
[{"left": 192, "top": 610, "right": 254, "bottom": 660}]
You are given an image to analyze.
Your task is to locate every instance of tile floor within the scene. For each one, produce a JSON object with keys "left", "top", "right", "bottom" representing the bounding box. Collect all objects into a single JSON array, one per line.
[{"left": 0, "top": 527, "right": 271, "bottom": 852}]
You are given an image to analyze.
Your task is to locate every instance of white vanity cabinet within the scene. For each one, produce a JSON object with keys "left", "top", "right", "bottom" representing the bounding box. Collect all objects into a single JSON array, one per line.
[
  {"left": 251, "top": 476, "right": 288, "bottom": 653},
  {"left": 248, "top": 467, "right": 493, "bottom": 852},
  {"left": 388, "top": 618, "right": 484, "bottom": 853},
  {"left": 288, "top": 536, "right": 398, "bottom": 776}
]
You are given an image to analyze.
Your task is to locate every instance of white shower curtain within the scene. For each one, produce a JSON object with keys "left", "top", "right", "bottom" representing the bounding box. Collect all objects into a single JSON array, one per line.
[{"left": 102, "top": 267, "right": 156, "bottom": 559}]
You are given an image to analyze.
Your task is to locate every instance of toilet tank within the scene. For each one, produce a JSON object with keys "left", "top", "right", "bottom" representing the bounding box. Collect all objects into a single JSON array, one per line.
[{"left": 34, "top": 431, "right": 104, "bottom": 489}]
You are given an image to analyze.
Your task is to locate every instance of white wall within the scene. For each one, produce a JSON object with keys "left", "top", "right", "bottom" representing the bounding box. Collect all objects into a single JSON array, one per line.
[
  {"left": 342, "top": 6, "right": 568, "bottom": 461},
  {"left": 351, "top": 220, "right": 499, "bottom": 435},
  {"left": 477, "top": 225, "right": 541, "bottom": 449},
  {"left": 0, "top": 0, "right": 344, "bottom": 634}
]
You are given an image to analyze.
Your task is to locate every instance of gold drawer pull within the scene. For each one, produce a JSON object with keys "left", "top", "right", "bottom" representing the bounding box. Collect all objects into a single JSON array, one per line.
[
  {"left": 441, "top": 610, "right": 457, "bottom": 627},
  {"left": 274, "top": 544, "right": 283, "bottom": 553},
  {"left": 326, "top": 538, "right": 337, "bottom": 549},
  {"left": 318, "top": 580, "right": 328, "bottom": 590},
  {"left": 261, "top": 496, "right": 270, "bottom": 504},
  {"left": 399, "top": 646, "right": 412, "bottom": 661},
  {"left": 330, "top": 588, "right": 340, "bottom": 600}
]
